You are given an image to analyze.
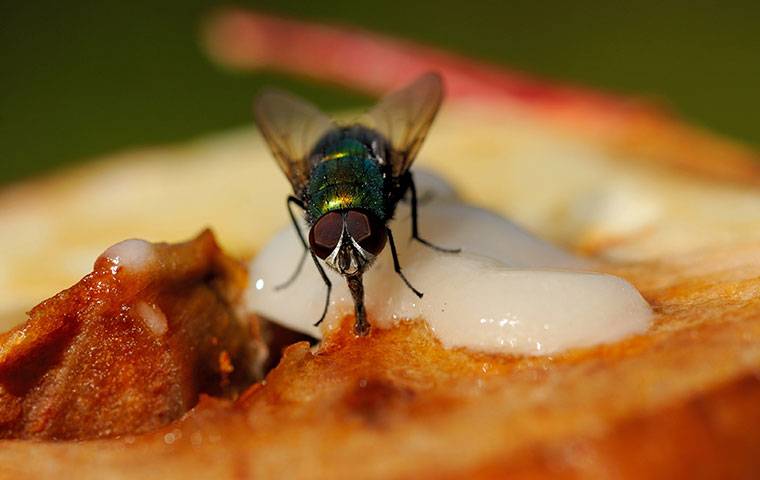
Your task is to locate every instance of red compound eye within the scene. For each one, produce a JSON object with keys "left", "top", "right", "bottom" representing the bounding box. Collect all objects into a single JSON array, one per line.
[
  {"left": 309, "top": 212, "right": 343, "bottom": 259},
  {"left": 345, "top": 210, "right": 387, "bottom": 256}
]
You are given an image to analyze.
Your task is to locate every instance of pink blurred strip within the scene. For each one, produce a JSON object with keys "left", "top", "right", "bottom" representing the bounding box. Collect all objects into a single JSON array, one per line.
[
  {"left": 203, "top": 9, "right": 643, "bottom": 122},
  {"left": 202, "top": 9, "right": 760, "bottom": 185}
]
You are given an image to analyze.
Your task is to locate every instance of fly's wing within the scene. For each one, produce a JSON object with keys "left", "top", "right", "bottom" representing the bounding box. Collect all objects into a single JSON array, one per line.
[
  {"left": 360, "top": 72, "right": 444, "bottom": 178},
  {"left": 254, "top": 89, "right": 335, "bottom": 194}
]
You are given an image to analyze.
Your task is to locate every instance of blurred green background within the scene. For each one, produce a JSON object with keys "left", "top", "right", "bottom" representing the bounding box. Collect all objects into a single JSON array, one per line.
[{"left": 1, "top": 0, "right": 759, "bottom": 185}]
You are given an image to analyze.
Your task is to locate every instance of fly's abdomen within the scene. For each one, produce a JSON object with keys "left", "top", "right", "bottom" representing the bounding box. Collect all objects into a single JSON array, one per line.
[{"left": 307, "top": 156, "right": 385, "bottom": 222}]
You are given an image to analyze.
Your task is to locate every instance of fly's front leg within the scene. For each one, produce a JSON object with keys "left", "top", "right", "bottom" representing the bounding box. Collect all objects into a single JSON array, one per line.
[
  {"left": 311, "top": 251, "right": 332, "bottom": 327},
  {"left": 407, "top": 172, "right": 461, "bottom": 253},
  {"left": 276, "top": 195, "right": 309, "bottom": 290}
]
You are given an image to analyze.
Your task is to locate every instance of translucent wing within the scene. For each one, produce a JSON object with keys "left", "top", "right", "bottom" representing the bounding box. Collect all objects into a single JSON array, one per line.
[
  {"left": 253, "top": 88, "right": 335, "bottom": 194},
  {"left": 361, "top": 72, "right": 444, "bottom": 178}
]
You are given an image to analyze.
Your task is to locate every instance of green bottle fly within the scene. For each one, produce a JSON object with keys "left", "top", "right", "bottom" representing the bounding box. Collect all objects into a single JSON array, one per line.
[{"left": 254, "top": 72, "right": 459, "bottom": 336}]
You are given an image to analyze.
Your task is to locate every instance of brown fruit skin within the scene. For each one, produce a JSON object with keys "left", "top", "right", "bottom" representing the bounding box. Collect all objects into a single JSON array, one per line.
[{"left": 0, "top": 230, "right": 260, "bottom": 440}]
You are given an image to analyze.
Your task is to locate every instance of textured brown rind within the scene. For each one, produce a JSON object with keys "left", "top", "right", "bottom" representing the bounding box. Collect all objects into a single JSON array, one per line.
[
  {"left": 0, "top": 230, "right": 260, "bottom": 440},
  {"left": 457, "top": 374, "right": 760, "bottom": 479},
  {"left": 1, "top": 243, "right": 760, "bottom": 478}
]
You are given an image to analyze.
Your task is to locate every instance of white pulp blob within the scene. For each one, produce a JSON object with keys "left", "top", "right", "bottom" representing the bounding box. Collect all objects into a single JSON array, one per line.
[
  {"left": 100, "top": 239, "right": 157, "bottom": 275},
  {"left": 245, "top": 172, "right": 651, "bottom": 355}
]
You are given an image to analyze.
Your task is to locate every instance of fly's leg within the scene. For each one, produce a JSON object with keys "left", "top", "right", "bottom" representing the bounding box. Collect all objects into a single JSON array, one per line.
[
  {"left": 311, "top": 251, "right": 332, "bottom": 327},
  {"left": 387, "top": 227, "right": 423, "bottom": 298},
  {"left": 276, "top": 195, "right": 309, "bottom": 290},
  {"left": 347, "top": 274, "right": 369, "bottom": 336},
  {"left": 407, "top": 172, "right": 461, "bottom": 253}
]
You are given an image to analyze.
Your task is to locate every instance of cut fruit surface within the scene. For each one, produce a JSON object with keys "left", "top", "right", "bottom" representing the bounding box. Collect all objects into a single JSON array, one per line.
[{"left": 2, "top": 9, "right": 760, "bottom": 479}]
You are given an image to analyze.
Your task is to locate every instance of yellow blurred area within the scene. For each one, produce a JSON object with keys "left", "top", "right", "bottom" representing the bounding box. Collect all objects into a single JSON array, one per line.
[{"left": 3, "top": 102, "right": 760, "bottom": 331}]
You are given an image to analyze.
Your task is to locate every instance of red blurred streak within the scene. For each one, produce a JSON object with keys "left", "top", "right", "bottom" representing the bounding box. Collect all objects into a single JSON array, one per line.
[{"left": 202, "top": 9, "right": 642, "bottom": 124}]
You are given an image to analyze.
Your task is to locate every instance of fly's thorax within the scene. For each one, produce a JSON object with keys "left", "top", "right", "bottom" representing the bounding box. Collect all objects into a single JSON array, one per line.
[{"left": 306, "top": 155, "right": 386, "bottom": 222}]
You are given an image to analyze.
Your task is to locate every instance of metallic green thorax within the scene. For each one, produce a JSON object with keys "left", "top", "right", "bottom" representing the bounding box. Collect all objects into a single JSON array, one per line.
[{"left": 306, "top": 138, "right": 385, "bottom": 223}]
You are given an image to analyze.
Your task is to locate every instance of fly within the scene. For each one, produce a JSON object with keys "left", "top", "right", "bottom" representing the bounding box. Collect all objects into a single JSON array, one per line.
[{"left": 254, "top": 72, "right": 459, "bottom": 336}]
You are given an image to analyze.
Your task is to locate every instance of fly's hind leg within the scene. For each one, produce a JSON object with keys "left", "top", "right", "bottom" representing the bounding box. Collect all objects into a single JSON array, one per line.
[
  {"left": 407, "top": 172, "right": 461, "bottom": 253},
  {"left": 387, "top": 226, "right": 423, "bottom": 298},
  {"left": 276, "top": 195, "right": 309, "bottom": 290}
]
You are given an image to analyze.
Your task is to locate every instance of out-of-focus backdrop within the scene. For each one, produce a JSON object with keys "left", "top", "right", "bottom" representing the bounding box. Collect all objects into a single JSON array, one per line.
[{"left": 1, "top": 0, "right": 759, "bottom": 185}]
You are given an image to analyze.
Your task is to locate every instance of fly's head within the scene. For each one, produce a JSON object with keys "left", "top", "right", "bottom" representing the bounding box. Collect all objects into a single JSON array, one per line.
[{"left": 309, "top": 210, "right": 387, "bottom": 276}]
